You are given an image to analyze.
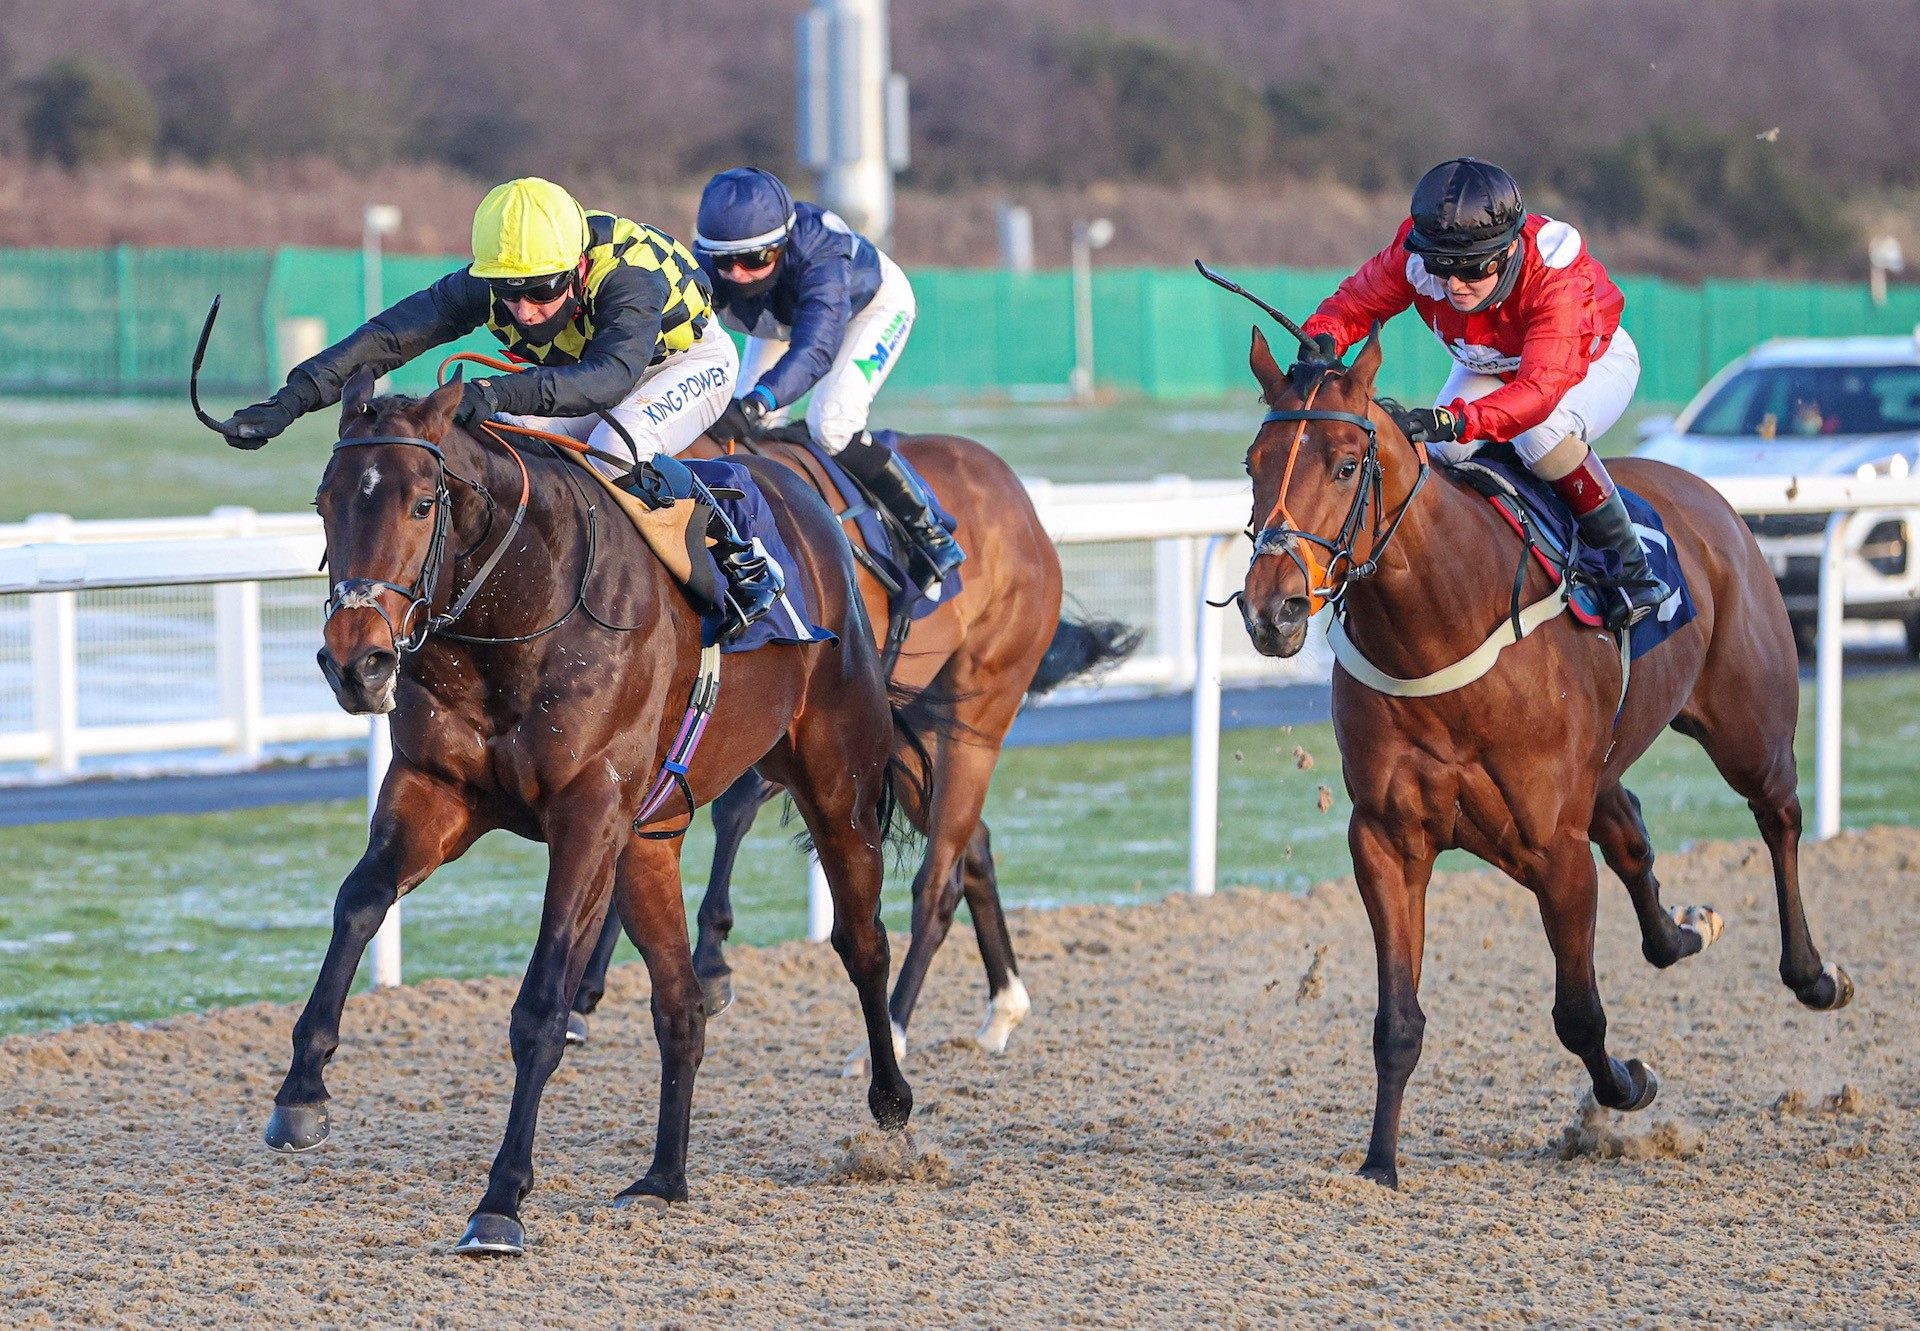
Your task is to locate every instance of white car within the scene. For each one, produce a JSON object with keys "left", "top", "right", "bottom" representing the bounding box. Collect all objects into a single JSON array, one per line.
[{"left": 1634, "top": 331, "right": 1920, "bottom": 653}]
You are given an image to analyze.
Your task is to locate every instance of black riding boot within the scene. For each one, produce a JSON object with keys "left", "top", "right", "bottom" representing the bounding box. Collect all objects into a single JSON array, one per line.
[
  {"left": 703, "top": 505, "right": 785, "bottom": 642},
  {"left": 836, "top": 431, "right": 965, "bottom": 594},
  {"left": 620, "top": 454, "right": 784, "bottom": 642},
  {"left": 1577, "top": 489, "right": 1672, "bottom": 629}
]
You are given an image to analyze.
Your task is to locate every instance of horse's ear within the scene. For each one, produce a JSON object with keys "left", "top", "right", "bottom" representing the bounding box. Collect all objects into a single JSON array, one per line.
[
  {"left": 1348, "top": 321, "right": 1384, "bottom": 398},
  {"left": 421, "top": 369, "right": 465, "bottom": 441},
  {"left": 1249, "top": 326, "right": 1285, "bottom": 403},
  {"left": 340, "top": 367, "right": 376, "bottom": 423}
]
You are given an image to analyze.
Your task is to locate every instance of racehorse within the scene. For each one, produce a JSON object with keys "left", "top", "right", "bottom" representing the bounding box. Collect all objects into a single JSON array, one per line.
[
  {"left": 1233, "top": 321, "right": 1853, "bottom": 1188},
  {"left": 262, "top": 371, "right": 933, "bottom": 1255},
  {"left": 569, "top": 431, "right": 1140, "bottom": 1071}
]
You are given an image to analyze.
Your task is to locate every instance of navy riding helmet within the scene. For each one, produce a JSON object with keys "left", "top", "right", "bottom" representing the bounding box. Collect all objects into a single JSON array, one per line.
[
  {"left": 694, "top": 167, "right": 797, "bottom": 257},
  {"left": 1405, "top": 158, "right": 1526, "bottom": 261}
]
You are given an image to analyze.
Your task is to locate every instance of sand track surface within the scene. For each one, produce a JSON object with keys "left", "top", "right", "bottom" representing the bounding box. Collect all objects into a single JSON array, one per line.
[{"left": 5, "top": 829, "right": 1918, "bottom": 1328}]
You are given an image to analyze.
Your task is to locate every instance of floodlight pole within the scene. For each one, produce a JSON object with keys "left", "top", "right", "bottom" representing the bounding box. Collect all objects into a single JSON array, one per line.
[
  {"left": 796, "top": 0, "right": 909, "bottom": 246},
  {"left": 1071, "top": 218, "right": 1114, "bottom": 402}
]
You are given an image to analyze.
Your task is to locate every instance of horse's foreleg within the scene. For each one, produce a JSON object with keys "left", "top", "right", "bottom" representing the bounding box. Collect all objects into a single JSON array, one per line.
[
  {"left": 1350, "top": 813, "right": 1435, "bottom": 1189},
  {"left": 691, "top": 770, "right": 777, "bottom": 1017},
  {"left": 610, "top": 836, "right": 705, "bottom": 1208},
  {"left": 268, "top": 765, "right": 478, "bottom": 1153},
  {"left": 1534, "top": 840, "right": 1659, "bottom": 1114},
  {"left": 960, "top": 823, "right": 1029, "bottom": 1054},
  {"left": 1590, "top": 783, "right": 1721, "bottom": 968},
  {"left": 458, "top": 805, "right": 625, "bottom": 1257}
]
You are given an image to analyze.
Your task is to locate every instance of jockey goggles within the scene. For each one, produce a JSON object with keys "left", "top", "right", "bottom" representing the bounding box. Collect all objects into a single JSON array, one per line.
[
  {"left": 712, "top": 244, "right": 781, "bottom": 274},
  {"left": 489, "top": 271, "right": 574, "bottom": 304},
  {"left": 1421, "top": 249, "right": 1506, "bottom": 279}
]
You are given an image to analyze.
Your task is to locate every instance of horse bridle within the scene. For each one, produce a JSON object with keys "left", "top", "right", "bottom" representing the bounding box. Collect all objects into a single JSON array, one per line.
[
  {"left": 321, "top": 432, "right": 530, "bottom": 655},
  {"left": 1250, "top": 368, "right": 1430, "bottom": 614}
]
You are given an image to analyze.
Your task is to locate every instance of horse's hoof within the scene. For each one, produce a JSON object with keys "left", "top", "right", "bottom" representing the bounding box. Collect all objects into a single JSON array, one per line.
[
  {"left": 869, "top": 1084, "right": 913, "bottom": 1133},
  {"left": 974, "top": 976, "right": 1032, "bottom": 1054},
  {"left": 613, "top": 1177, "right": 683, "bottom": 1211},
  {"left": 841, "top": 1020, "right": 908, "bottom": 1080},
  {"left": 1797, "top": 961, "right": 1855, "bottom": 1011},
  {"left": 700, "top": 971, "right": 735, "bottom": 1018},
  {"left": 1620, "top": 1059, "right": 1659, "bottom": 1112},
  {"left": 264, "top": 1103, "right": 330, "bottom": 1153},
  {"left": 1357, "top": 1160, "right": 1399, "bottom": 1190},
  {"left": 564, "top": 1011, "right": 589, "bottom": 1046},
  {"left": 1672, "top": 904, "right": 1724, "bottom": 952},
  {"left": 453, "top": 1212, "right": 525, "bottom": 1257}
]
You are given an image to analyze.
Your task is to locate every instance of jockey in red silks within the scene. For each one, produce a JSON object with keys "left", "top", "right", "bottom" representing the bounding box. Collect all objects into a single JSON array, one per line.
[{"left": 1301, "top": 157, "right": 1671, "bottom": 624}]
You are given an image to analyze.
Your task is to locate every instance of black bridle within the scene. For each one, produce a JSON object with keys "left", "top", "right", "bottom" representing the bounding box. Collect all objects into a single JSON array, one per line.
[
  {"left": 1249, "top": 371, "right": 1430, "bottom": 613},
  {"left": 321, "top": 430, "right": 568, "bottom": 654}
]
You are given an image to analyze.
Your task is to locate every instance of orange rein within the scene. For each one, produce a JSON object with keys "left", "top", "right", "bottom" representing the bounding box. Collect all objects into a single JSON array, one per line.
[{"left": 1256, "top": 375, "right": 1337, "bottom": 614}]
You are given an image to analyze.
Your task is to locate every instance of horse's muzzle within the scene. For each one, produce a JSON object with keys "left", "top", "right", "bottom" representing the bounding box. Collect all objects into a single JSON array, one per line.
[
  {"left": 317, "top": 645, "right": 399, "bottom": 715},
  {"left": 1241, "top": 594, "right": 1312, "bottom": 659}
]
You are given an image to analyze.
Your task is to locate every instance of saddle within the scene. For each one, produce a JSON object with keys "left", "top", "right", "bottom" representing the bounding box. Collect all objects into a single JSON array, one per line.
[{"left": 1446, "top": 445, "right": 1695, "bottom": 662}]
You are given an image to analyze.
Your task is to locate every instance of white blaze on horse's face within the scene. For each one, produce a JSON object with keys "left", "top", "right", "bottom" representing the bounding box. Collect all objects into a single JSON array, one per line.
[{"left": 361, "top": 465, "right": 381, "bottom": 497}]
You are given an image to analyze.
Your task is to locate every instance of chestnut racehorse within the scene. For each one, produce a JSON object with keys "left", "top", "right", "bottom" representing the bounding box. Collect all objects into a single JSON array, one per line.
[
  {"left": 570, "top": 431, "right": 1140, "bottom": 1071},
  {"left": 1235, "top": 323, "right": 1852, "bottom": 1187},
  {"left": 266, "top": 372, "right": 934, "bottom": 1255}
]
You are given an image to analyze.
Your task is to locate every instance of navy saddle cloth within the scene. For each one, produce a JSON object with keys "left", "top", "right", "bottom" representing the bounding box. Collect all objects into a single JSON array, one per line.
[
  {"left": 1448, "top": 444, "right": 1695, "bottom": 661},
  {"left": 800, "top": 431, "right": 963, "bottom": 620},
  {"left": 684, "top": 457, "right": 837, "bottom": 654}
]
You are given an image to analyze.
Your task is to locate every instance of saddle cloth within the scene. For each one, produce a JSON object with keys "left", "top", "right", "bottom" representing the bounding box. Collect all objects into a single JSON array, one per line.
[
  {"left": 566, "top": 451, "right": 836, "bottom": 653},
  {"left": 801, "top": 431, "right": 963, "bottom": 620},
  {"left": 1448, "top": 444, "right": 1695, "bottom": 661}
]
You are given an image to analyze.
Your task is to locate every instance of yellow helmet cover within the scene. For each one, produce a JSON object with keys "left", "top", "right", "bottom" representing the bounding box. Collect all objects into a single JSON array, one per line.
[{"left": 470, "top": 178, "right": 591, "bottom": 279}]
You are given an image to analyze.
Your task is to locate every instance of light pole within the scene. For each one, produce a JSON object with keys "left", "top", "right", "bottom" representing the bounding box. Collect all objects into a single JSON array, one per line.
[
  {"left": 796, "top": 0, "right": 909, "bottom": 246},
  {"left": 362, "top": 200, "right": 403, "bottom": 989},
  {"left": 1070, "top": 217, "right": 1114, "bottom": 402},
  {"left": 1869, "top": 235, "right": 1904, "bottom": 308}
]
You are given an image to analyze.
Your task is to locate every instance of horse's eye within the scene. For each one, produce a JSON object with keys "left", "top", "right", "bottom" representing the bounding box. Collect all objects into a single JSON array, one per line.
[
  {"left": 1336, "top": 459, "right": 1359, "bottom": 481},
  {"left": 412, "top": 496, "right": 435, "bottom": 519}
]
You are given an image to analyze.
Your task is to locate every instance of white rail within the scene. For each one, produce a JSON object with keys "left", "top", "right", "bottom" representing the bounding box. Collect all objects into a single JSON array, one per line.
[{"left": 5, "top": 470, "right": 1919, "bottom": 982}]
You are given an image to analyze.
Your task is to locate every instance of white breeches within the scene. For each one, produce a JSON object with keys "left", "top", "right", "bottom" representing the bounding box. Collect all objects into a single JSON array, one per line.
[
  {"left": 503, "top": 322, "right": 739, "bottom": 477},
  {"left": 737, "top": 253, "right": 916, "bottom": 453},
  {"left": 1432, "top": 326, "right": 1641, "bottom": 467}
]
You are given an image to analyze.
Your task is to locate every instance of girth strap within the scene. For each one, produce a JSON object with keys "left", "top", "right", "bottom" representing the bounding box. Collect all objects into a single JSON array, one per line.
[{"left": 1327, "top": 577, "right": 1570, "bottom": 698}]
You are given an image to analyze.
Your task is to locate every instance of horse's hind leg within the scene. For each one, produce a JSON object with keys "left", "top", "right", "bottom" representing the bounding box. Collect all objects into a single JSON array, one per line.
[
  {"left": 267, "top": 765, "right": 478, "bottom": 1153},
  {"left": 960, "top": 822, "right": 1030, "bottom": 1054},
  {"left": 566, "top": 905, "right": 625, "bottom": 1046},
  {"left": 609, "top": 836, "right": 707, "bottom": 1209},
  {"left": 1533, "top": 839, "right": 1660, "bottom": 1114},
  {"left": 1590, "top": 783, "right": 1722, "bottom": 968},
  {"left": 1671, "top": 700, "right": 1852, "bottom": 1010},
  {"left": 691, "top": 770, "right": 779, "bottom": 1017}
]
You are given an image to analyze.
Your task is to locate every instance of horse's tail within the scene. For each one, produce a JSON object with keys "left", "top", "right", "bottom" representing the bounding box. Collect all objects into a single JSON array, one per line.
[
  {"left": 1026, "top": 606, "right": 1145, "bottom": 697},
  {"left": 877, "top": 679, "right": 963, "bottom": 852}
]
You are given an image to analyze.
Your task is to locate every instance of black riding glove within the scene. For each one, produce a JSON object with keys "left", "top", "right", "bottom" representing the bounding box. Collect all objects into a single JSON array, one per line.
[
  {"left": 712, "top": 389, "right": 773, "bottom": 445},
  {"left": 1302, "top": 332, "right": 1339, "bottom": 364},
  {"left": 454, "top": 378, "right": 500, "bottom": 428},
  {"left": 1402, "top": 406, "right": 1461, "bottom": 445},
  {"left": 217, "top": 390, "right": 302, "bottom": 450}
]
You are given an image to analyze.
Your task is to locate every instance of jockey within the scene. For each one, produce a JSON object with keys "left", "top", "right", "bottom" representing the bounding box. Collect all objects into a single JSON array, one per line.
[
  {"left": 217, "top": 177, "right": 784, "bottom": 639},
  {"left": 692, "top": 166, "right": 964, "bottom": 596},
  {"left": 1300, "top": 157, "right": 1671, "bottom": 625}
]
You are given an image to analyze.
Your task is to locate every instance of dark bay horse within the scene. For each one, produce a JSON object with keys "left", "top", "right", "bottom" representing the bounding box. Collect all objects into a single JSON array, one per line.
[
  {"left": 1234, "top": 324, "right": 1852, "bottom": 1187},
  {"left": 571, "top": 431, "right": 1139, "bottom": 1072},
  {"left": 266, "top": 372, "right": 929, "bottom": 1255}
]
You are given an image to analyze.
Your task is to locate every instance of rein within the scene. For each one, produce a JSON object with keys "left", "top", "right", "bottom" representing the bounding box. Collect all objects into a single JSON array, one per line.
[{"left": 1251, "top": 369, "right": 1430, "bottom": 615}]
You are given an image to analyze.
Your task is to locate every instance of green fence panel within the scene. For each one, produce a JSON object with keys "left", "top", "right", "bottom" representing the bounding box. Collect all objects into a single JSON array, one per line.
[{"left": 6, "top": 245, "right": 1920, "bottom": 405}]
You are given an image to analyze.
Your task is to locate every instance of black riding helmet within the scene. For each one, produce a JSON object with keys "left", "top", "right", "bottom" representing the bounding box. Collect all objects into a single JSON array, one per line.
[{"left": 1405, "top": 158, "right": 1526, "bottom": 261}]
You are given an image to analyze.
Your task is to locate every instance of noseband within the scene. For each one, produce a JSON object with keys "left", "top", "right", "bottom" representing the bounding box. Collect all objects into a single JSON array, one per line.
[
  {"left": 1251, "top": 370, "right": 1429, "bottom": 613},
  {"left": 322, "top": 432, "right": 529, "bottom": 654}
]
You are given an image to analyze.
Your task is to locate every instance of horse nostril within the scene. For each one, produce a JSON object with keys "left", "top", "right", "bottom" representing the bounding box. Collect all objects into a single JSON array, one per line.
[
  {"left": 1277, "top": 596, "right": 1312, "bottom": 625},
  {"left": 354, "top": 648, "right": 398, "bottom": 688}
]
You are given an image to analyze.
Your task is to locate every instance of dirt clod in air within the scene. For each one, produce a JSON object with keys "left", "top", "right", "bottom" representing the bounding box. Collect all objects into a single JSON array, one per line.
[
  {"left": 1557, "top": 1093, "right": 1703, "bottom": 1161},
  {"left": 1316, "top": 784, "right": 1334, "bottom": 813},
  {"left": 1293, "top": 745, "right": 1315, "bottom": 770},
  {"left": 1295, "top": 945, "right": 1329, "bottom": 1004},
  {"left": 830, "top": 1129, "right": 954, "bottom": 1185}
]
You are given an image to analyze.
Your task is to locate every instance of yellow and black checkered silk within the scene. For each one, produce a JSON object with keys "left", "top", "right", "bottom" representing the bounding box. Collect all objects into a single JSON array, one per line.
[{"left": 485, "top": 213, "right": 712, "bottom": 366}]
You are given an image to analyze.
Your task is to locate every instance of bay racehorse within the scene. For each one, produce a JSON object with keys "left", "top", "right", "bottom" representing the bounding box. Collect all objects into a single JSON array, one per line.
[
  {"left": 570, "top": 431, "right": 1140, "bottom": 1071},
  {"left": 1234, "top": 321, "right": 1852, "bottom": 1187},
  {"left": 263, "top": 371, "right": 935, "bottom": 1255}
]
